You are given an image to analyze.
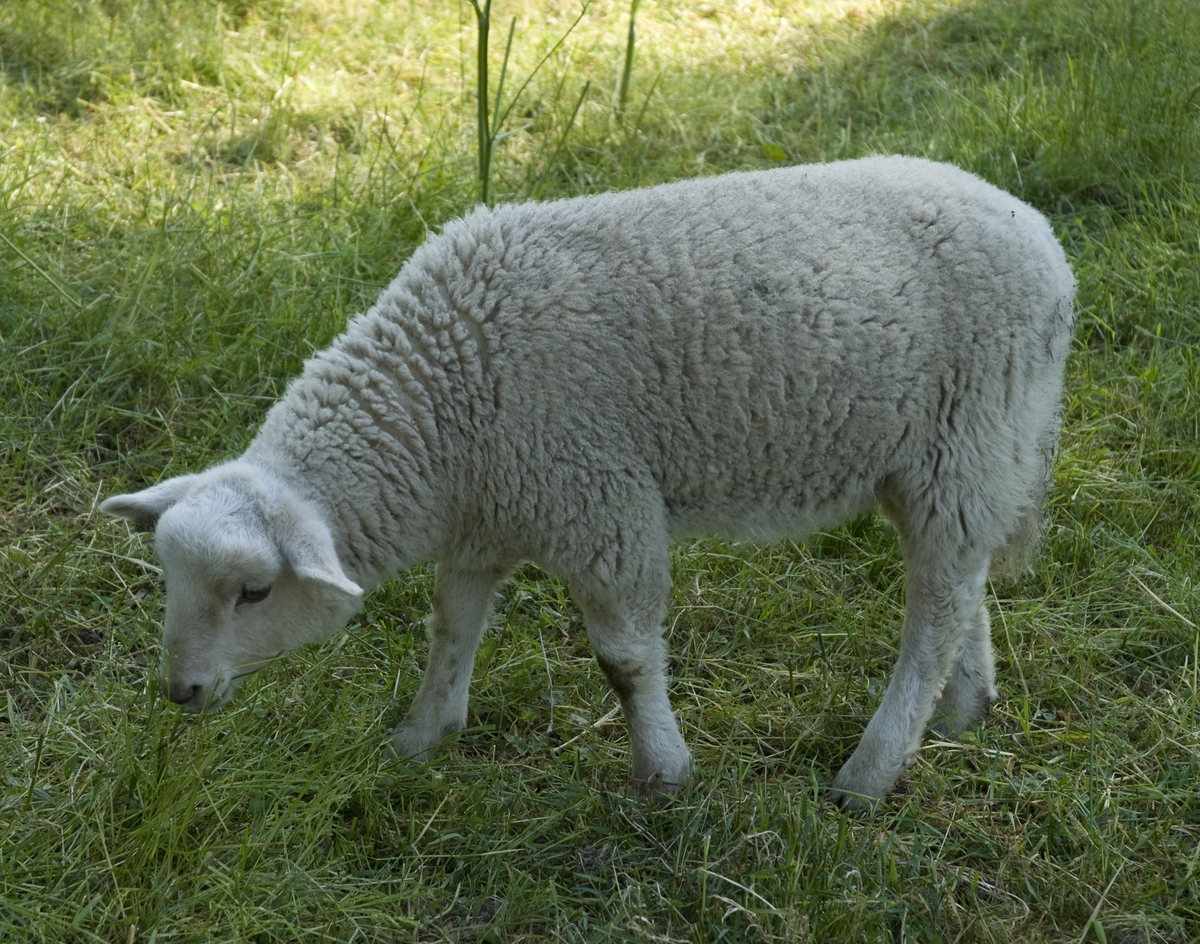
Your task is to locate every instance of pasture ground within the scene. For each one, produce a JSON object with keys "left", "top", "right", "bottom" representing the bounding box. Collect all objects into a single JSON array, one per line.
[{"left": 2, "top": 0, "right": 1199, "bottom": 940}]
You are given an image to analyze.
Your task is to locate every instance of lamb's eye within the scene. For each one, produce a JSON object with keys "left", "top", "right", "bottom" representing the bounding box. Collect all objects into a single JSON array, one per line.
[{"left": 238, "top": 585, "right": 271, "bottom": 605}]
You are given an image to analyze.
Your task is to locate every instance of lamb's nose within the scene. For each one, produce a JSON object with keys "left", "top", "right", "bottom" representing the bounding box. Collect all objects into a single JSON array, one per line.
[{"left": 168, "top": 680, "right": 203, "bottom": 705}]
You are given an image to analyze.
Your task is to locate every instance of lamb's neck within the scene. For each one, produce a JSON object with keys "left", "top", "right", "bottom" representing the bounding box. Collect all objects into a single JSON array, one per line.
[{"left": 244, "top": 408, "right": 445, "bottom": 590}]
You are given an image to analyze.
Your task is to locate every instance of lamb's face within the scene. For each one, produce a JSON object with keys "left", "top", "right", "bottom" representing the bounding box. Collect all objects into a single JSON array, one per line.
[{"left": 100, "top": 465, "right": 363, "bottom": 711}]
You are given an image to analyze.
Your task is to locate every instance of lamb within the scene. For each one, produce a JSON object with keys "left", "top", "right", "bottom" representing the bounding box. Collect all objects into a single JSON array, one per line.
[{"left": 100, "top": 155, "right": 1076, "bottom": 807}]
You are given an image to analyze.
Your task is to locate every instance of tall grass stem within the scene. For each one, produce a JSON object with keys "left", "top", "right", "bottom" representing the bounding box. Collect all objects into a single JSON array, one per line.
[
  {"left": 469, "top": 0, "right": 492, "bottom": 201},
  {"left": 617, "top": 0, "right": 640, "bottom": 116}
]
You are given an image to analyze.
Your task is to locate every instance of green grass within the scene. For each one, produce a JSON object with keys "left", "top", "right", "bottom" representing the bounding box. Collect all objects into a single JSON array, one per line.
[{"left": 2, "top": 0, "right": 1199, "bottom": 940}]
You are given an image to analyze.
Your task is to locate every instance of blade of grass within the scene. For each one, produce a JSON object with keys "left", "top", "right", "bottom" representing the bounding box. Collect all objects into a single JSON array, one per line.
[{"left": 617, "top": 0, "right": 641, "bottom": 116}]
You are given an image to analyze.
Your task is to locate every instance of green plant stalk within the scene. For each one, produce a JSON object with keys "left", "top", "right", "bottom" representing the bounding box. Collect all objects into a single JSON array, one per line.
[
  {"left": 471, "top": 2, "right": 590, "bottom": 204},
  {"left": 469, "top": 0, "right": 492, "bottom": 202},
  {"left": 617, "top": 0, "right": 640, "bottom": 115},
  {"left": 484, "top": 16, "right": 518, "bottom": 204}
]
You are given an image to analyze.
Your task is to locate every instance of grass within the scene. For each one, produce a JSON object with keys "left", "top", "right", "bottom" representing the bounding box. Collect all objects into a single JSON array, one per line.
[{"left": 1, "top": 0, "right": 1199, "bottom": 940}]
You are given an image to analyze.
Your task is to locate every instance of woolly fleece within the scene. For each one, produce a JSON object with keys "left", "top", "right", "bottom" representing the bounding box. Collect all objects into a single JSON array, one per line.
[{"left": 101, "top": 156, "right": 1076, "bottom": 806}]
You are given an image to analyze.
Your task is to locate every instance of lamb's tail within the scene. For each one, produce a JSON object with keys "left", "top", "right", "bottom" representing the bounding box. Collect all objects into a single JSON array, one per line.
[
  {"left": 989, "top": 418, "right": 1059, "bottom": 580},
  {"left": 991, "top": 277, "right": 1074, "bottom": 581}
]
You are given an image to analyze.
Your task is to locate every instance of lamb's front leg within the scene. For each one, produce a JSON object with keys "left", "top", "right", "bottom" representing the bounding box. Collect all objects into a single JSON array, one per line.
[
  {"left": 390, "top": 563, "right": 509, "bottom": 761},
  {"left": 832, "top": 554, "right": 990, "bottom": 809},
  {"left": 571, "top": 571, "right": 693, "bottom": 795}
]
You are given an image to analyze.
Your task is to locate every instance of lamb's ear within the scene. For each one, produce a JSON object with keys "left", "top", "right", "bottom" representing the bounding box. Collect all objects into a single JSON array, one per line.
[
  {"left": 99, "top": 475, "right": 201, "bottom": 532},
  {"left": 278, "top": 513, "right": 363, "bottom": 598}
]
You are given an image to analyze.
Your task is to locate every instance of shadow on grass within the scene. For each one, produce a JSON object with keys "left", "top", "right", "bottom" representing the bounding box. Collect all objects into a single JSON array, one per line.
[{"left": 757, "top": 0, "right": 1200, "bottom": 210}]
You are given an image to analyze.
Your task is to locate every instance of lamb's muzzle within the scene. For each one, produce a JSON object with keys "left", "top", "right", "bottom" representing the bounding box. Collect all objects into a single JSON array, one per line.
[
  {"left": 166, "top": 680, "right": 203, "bottom": 707},
  {"left": 100, "top": 156, "right": 1076, "bottom": 808}
]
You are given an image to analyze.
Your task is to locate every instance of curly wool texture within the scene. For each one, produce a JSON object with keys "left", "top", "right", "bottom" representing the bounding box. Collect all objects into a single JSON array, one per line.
[
  {"left": 104, "top": 155, "right": 1078, "bottom": 803},
  {"left": 247, "top": 155, "right": 1075, "bottom": 588}
]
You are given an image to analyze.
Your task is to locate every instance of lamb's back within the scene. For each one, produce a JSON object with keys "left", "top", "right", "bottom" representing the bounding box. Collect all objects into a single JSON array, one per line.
[
  {"left": 398, "top": 158, "right": 1066, "bottom": 537},
  {"left": 310, "top": 157, "right": 1073, "bottom": 554}
]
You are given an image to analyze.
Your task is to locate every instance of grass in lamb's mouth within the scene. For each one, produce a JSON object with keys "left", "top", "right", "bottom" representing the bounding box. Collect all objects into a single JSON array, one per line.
[{"left": 1, "top": 0, "right": 1199, "bottom": 941}]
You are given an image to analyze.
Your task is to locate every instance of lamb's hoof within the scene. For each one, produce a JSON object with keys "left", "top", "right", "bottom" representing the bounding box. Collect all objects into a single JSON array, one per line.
[
  {"left": 930, "top": 717, "right": 971, "bottom": 740},
  {"left": 631, "top": 752, "right": 694, "bottom": 799},
  {"left": 830, "top": 754, "right": 906, "bottom": 815},
  {"left": 930, "top": 690, "right": 997, "bottom": 740},
  {"left": 829, "top": 784, "right": 885, "bottom": 815},
  {"left": 631, "top": 772, "right": 687, "bottom": 800},
  {"left": 385, "top": 725, "right": 443, "bottom": 764},
  {"left": 929, "top": 715, "right": 963, "bottom": 740}
]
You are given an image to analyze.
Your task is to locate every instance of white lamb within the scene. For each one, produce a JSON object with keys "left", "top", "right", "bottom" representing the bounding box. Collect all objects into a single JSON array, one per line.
[{"left": 101, "top": 156, "right": 1075, "bottom": 807}]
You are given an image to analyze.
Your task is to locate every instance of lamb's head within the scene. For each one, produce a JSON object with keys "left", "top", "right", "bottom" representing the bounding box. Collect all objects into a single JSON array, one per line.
[{"left": 100, "top": 463, "right": 363, "bottom": 711}]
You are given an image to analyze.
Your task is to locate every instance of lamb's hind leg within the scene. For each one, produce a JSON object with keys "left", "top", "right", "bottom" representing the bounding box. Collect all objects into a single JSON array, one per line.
[
  {"left": 390, "top": 562, "right": 510, "bottom": 761},
  {"left": 571, "top": 560, "right": 693, "bottom": 795},
  {"left": 931, "top": 603, "right": 997, "bottom": 739},
  {"left": 832, "top": 547, "right": 991, "bottom": 809}
]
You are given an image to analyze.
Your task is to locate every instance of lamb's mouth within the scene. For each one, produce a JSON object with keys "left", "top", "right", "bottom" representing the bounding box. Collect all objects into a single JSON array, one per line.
[
  {"left": 165, "top": 656, "right": 282, "bottom": 712},
  {"left": 210, "top": 658, "right": 283, "bottom": 704}
]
